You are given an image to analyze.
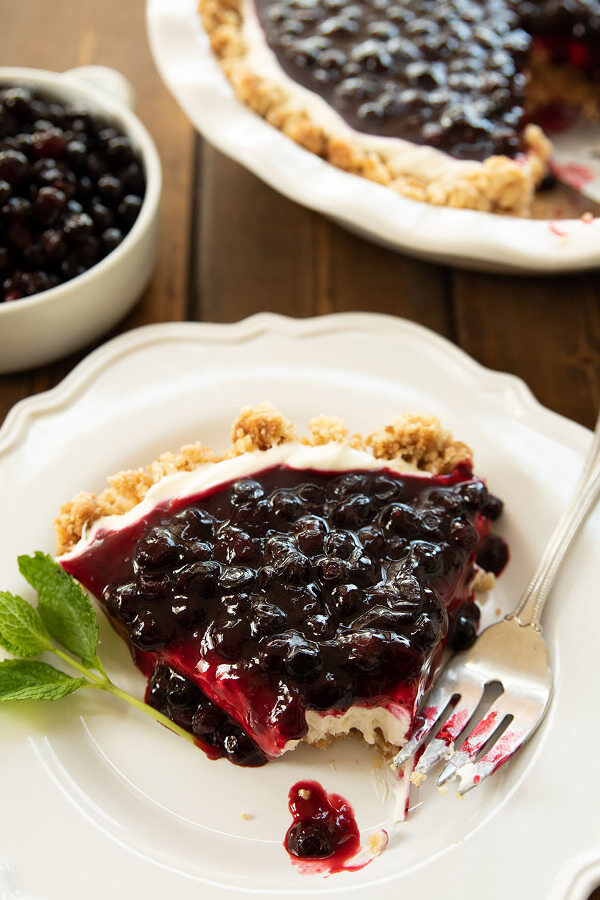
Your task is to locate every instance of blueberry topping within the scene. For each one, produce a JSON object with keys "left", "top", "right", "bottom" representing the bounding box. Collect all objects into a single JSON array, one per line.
[
  {"left": 274, "top": 550, "right": 311, "bottom": 583},
  {"left": 482, "top": 494, "right": 504, "bottom": 521},
  {"left": 167, "top": 671, "right": 197, "bottom": 709},
  {"left": 381, "top": 502, "right": 421, "bottom": 537},
  {"left": 218, "top": 724, "right": 267, "bottom": 765},
  {"left": 134, "top": 528, "right": 179, "bottom": 571},
  {"left": 102, "top": 581, "right": 140, "bottom": 624},
  {"left": 250, "top": 600, "right": 286, "bottom": 635},
  {"left": 459, "top": 479, "right": 489, "bottom": 510},
  {"left": 450, "top": 517, "right": 479, "bottom": 550},
  {"left": 295, "top": 514, "right": 328, "bottom": 554},
  {"left": 449, "top": 600, "right": 481, "bottom": 650},
  {"left": 171, "top": 597, "right": 204, "bottom": 629},
  {"left": 67, "top": 465, "right": 506, "bottom": 767},
  {"left": 147, "top": 662, "right": 268, "bottom": 765},
  {"left": 130, "top": 610, "right": 172, "bottom": 650},
  {"left": 191, "top": 700, "right": 226, "bottom": 738},
  {"left": 219, "top": 565, "right": 256, "bottom": 591},
  {"left": 476, "top": 533, "right": 509, "bottom": 575},
  {"left": 250, "top": 0, "right": 594, "bottom": 160},
  {"left": 284, "top": 638, "right": 322, "bottom": 680},
  {"left": 324, "top": 529, "right": 355, "bottom": 558}
]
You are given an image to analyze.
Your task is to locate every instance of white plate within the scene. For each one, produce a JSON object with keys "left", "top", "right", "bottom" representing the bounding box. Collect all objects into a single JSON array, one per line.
[
  {"left": 0, "top": 313, "right": 598, "bottom": 900},
  {"left": 145, "top": 0, "right": 600, "bottom": 274}
]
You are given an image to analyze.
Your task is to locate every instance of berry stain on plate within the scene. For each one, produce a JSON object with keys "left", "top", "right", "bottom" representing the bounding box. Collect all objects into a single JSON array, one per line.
[{"left": 284, "top": 779, "right": 388, "bottom": 874}]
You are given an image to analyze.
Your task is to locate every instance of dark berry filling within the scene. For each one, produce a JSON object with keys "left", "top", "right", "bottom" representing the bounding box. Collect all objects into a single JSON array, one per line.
[
  {"left": 448, "top": 599, "right": 481, "bottom": 651},
  {"left": 475, "top": 533, "right": 509, "bottom": 576},
  {"left": 0, "top": 84, "right": 145, "bottom": 304},
  {"left": 285, "top": 780, "right": 367, "bottom": 873},
  {"left": 62, "top": 463, "right": 504, "bottom": 764},
  {"left": 253, "top": 0, "right": 600, "bottom": 161},
  {"left": 147, "top": 662, "right": 267, "bottom": 765}
]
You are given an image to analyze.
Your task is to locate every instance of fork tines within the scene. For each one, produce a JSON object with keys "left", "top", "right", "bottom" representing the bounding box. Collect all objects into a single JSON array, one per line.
[{"left": 394, "top": 677, "right": 525, "bottom": 794}]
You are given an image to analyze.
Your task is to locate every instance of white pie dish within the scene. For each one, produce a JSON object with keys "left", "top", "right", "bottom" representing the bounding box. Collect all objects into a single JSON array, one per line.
[
  {"left": 0, "top": 312, "right": 599, "bottom": 899},
  {"left": 0, "top": 66, "right": 161, "bottom": 374},
  {"left": 146, "top": 0, "right": 600, "bottom": 274}
]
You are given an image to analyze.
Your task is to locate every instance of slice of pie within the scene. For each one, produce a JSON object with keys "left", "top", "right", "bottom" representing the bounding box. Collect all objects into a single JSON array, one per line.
[
  {"left": 199, "top": 0, "right": 600, "bottom": 214},
  {"left": 55, "top": 404, "right": 506, "bottom": 767}
]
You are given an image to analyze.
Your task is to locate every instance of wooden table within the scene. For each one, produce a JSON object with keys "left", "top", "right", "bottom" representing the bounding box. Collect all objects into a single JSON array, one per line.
[{"left": 2, "top": 2, "right": 599, "bottom": 897}]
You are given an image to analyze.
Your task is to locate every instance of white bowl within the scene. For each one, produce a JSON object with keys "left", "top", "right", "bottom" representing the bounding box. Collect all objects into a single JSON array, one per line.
[{"left": 0, "top": 66, "right": 162, "bottom": 373}]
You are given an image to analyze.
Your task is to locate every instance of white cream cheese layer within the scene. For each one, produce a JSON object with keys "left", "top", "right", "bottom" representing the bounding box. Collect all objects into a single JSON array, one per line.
[
  {"left": 305, "top": 704, "right": 411, "bottom": 748},
  {"left": 280, "top": 704, "right": 411, "bottom": 756},
  {"left": 241, "top": 0, "right": 483, "bottom": 183},
  {"left": 60, "top": 441, "right": 426, "bottom": 561}
]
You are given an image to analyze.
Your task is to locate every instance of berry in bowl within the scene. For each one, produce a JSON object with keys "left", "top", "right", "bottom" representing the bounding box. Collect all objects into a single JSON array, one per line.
[{"left": 0, "top": 67, "right": 161, "bottom": 373}]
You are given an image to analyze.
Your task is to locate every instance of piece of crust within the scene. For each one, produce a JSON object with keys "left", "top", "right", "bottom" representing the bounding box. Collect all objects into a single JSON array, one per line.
[
  {"left": 198, "top": 0, "right": 552, "bottom": 215},
  {"left": 54, "top": 402, "right": 473, "bottom": 555},
  {"left": 366, "top": 413, "right": 471, "bottom": 474}
]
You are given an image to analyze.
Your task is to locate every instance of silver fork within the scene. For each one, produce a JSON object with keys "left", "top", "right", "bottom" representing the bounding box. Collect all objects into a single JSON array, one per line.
[{"left": 394, "top": 411, "right": 600, "bottom": 794}]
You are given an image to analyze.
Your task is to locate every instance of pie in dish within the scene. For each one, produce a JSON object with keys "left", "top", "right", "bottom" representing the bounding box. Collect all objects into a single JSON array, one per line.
[
  {"left": 56, "top": 404, "right": 506, "bottom": 767},
  {"left": 199, "top": 0, "right": 600, "bottom": 214}
]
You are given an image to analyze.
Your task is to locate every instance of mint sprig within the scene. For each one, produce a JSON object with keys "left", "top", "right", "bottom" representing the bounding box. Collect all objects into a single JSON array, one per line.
[
  {"left": 18, "top": 551, "right": 100, "bottom": 669},
  {"left": 0, "top": 659, "right": 85, "bottom": 701},
  {"left": 0, "top": 591, "right": 53, "bottom": 657},
  {"left": 0, "top": 553, "right": 197, "bottom": 747}
]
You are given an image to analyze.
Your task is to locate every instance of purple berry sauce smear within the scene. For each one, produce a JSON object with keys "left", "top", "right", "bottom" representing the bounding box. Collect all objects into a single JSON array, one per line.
[
  {"left": 61, "top": 463, "right": 506, "bottom": 767},
  {"left": 285, "top": 780, "right": 377, "bottom": 873}
]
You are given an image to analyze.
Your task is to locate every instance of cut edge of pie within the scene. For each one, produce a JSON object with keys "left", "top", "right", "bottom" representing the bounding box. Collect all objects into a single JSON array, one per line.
[{"left": 198, "top": 0, "right": 554, "bottom": 215}]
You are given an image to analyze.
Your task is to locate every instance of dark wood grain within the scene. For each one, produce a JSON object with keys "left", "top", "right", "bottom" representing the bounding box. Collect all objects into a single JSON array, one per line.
[
  {"left": 0, "top": 0, "right": 193, "bottom": 423},
  {"left": 196, "top": 144, "right": 452, "bottom": 332},
  {"left": 453, "top": 269, "right": 600, "bottom": 429}
]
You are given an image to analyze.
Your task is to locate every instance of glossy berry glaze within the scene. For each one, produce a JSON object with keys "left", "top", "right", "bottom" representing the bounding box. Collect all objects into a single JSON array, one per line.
[
  {"left": 61, "top": 462, "right": 504, "bottom": 766},
  {"left": 285, "top": 780, "right": 379, "bottom": 873},
  {"left": 253, "top": 0, "right": 600, "bottom": 161}
]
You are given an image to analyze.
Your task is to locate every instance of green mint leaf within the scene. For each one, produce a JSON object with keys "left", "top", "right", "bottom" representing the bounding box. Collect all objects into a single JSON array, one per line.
[
  {"left": 18, "top": 552, "right": 99, "bottom": 669},
  {"left": 0, "top": 591, "right": 53, "bottom": 658},
  {"left": 0, "top": 659, "right": 86, "bottom": 701}
]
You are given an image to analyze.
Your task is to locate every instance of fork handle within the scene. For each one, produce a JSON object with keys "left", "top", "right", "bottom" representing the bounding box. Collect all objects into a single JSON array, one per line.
[{"left": 509, "top": 410, "right": 600, "bottom": 629}]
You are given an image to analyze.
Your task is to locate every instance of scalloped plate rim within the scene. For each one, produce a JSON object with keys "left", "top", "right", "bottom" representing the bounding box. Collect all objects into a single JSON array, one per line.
[{"left": 0, "top": 313, "right": 591, "bottom": 456}]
